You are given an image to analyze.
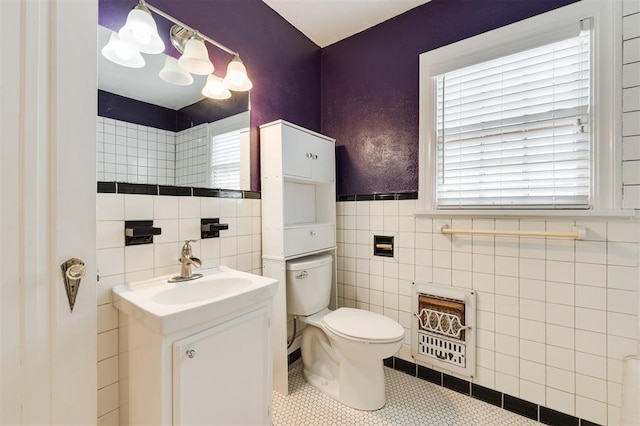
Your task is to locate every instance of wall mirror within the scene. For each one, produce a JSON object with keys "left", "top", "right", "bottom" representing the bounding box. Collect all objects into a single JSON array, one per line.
[{"left": 97, "top": 25, "right": 251, "bottom": 191}]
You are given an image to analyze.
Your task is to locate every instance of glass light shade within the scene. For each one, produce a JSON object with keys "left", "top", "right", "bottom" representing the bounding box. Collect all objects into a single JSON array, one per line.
[
  {"left": 222, "top": 57, "right": 253, "bottom": 91},
  {"left": 118, "top": 5, "right": 165, "bottom": 54},
  {"left": 159, "top": 56, "right": 194, "bottom": 86},
  {"left": 101, "top": 33, "right": 145, "bottom": 68},
  {"left": 201, "top": 74, "right": 231, "bottom": 100},
  {"left": 178, "top": 38, "right": 214, "bottom": 75}
]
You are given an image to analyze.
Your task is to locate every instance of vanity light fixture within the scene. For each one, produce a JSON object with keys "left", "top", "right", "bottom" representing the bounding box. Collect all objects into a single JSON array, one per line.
[
  {"left": 103, "top": 0, "right": 252, "bottom": 95},
  {"left": 178, "top": 36, "right": 214, "bottom": 75},
  {"left": 223, "top": 55, "right": 253, "bottom": 92},
  {"left": 118, "top": 1, "right": 165, "bottom": 54}
]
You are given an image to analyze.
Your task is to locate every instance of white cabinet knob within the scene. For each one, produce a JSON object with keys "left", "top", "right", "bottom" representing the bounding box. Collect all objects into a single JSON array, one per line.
[{"left": 310, "top": 231, "right": 316, "bottom": 236}]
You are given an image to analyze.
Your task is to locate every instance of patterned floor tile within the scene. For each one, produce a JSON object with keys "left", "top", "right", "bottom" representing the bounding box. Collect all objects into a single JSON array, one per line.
[{"left": 273, "top": 360, "right": 539, "bottom": 425}]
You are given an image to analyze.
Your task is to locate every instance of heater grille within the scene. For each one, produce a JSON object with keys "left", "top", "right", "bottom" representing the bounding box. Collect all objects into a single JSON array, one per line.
[
  {"left": 412, "top": 284, "right": 476, "bottom": 378},
  {"left": 417, "top": 332, "right": 466, "bottom": 368}
]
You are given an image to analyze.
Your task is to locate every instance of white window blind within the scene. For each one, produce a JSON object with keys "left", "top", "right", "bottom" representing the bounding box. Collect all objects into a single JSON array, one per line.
[
  {"left": 210, "top": 130, "right": 241, "bottom": 190},
  {"left": 435, "top": 28, "right": 591, "bottom": 209}
]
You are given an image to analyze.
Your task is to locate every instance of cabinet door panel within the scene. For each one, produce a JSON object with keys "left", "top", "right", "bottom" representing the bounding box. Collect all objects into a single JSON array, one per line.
[
  {"left": 173, "top": 307, "right": 270, "bottom": 425},
  {"left": 284, "top": 224, "right": 335, "bottom": 257},
  {"left": 310, "top": 137, "right": 335, "bottom": 182},
  {"left": 281, "top": 125, "right": 312, "bottom": 179}
]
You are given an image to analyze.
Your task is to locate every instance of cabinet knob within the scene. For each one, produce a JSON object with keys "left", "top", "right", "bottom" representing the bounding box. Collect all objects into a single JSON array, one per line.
[
  {"left": 306, "top": 152, "right": 312, "bottom": 159},
  {"left": 186, "top": 349, "right": 196, "bottom": 358},
  {"left": 310, "top": 231, "right": 316, "bottom": 236},
  {"left": 314, "top": 154, "right": 318, "bottom": 159}
]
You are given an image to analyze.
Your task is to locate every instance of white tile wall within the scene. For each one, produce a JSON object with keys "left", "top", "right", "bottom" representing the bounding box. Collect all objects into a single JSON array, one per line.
[
  {"left": 96, "top": 193, "right": 262, "bottom": 424},
  {"left": 336, "top": 199, "right": 640, "bottom": 425},
  {"left": 97, "top": 117, "right": 176, "bottom": 185},
  {"left": 622, "top": 6, "right": 640, "bottom": 209},
  {"left": 175, "top": 123, "right": 210, "bottom": 187}
]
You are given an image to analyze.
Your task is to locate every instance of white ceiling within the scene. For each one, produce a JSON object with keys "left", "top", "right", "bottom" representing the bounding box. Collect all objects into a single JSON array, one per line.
[
  {"left": 98, "top": 1, "right": 431, "bottom": 109},
  {"left": 261, "top": 0, "right": 431, "bottom": 47}
]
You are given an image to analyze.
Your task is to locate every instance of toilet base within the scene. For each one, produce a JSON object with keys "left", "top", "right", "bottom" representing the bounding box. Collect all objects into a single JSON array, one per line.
[
  {"left": 299, "top": 309, "right": 403, "bottom": 411},
  {"left": 302, "top": 350, "right": 387, "bottom": 411}
]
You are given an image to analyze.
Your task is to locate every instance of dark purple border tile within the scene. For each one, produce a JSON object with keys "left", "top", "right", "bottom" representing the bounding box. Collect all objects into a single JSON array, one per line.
[
  {"left": 417, "top": 365, "right": 442, "bottom": 386},
  {"left": 471, "top": 383, "right": 502, "bottom": 407},
  {"left": 540, "top": 406, "right": 579, "bottom": 426},
  {"left": 442, "top": 373, "right": 470, "bottom": 395},
  {"left": 504, "top": 394, "right": 538, "bottom": 421}
]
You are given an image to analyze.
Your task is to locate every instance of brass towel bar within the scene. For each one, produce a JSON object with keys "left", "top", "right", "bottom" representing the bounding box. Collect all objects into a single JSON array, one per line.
[{"left": 439, "top": 225, "right": 586, "bottom": 240}]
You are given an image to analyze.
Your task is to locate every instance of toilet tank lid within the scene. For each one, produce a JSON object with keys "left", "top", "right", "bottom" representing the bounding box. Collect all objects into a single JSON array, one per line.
[
  {"left": 286, "top": 254, "right": 332, "bottom": 271},
  {"left": 323, "top": 308, "right": 405, "bottom": 342}
]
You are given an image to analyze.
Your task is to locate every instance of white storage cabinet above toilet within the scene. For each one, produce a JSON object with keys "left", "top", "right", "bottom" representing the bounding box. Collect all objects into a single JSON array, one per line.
[{"left": 260, "top": 120, "right": 337, "bottom": 395}]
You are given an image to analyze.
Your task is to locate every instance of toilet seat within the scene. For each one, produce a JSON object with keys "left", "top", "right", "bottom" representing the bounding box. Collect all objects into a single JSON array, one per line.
[{"left": 322, "top": 308, "right": 405, "bottom": 344}]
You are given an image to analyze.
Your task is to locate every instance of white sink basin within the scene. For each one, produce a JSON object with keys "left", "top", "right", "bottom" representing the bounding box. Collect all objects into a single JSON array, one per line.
[
  {"left": 151, "top": 277, "right": 253, "bottom": 305},
  {"left": 112, "top": 266, "right": 278, "bottom": 334}
]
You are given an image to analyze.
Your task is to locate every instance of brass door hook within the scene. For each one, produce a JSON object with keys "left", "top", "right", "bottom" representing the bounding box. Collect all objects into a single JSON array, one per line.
[{"left": 60, "top": 258, "right": 86, "bottom": 312}]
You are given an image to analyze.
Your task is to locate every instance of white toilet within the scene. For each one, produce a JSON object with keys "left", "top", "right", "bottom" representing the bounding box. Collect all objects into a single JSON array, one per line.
[{"left": 286, "top": 254, "right": 405, "bottom": 411}]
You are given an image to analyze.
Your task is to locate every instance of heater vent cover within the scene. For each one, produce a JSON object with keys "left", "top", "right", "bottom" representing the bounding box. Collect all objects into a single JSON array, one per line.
[{"left": 412, "top": 283, "right": 476, "bottom": 378}]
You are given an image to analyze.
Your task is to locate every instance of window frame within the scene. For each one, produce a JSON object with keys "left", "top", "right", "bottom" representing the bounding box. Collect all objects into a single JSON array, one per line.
[{"left": 418, "top": 0, "right": 621, "bottom": 213}]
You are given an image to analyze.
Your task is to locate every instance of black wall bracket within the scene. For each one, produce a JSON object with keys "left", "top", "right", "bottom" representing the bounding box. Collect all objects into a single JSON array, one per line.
[
  {"left": 125, "top": 220, "right": 162, "bottom": 246},
  {"left": 374, "top": 235, "right": 394, "bottom": 257},
  {"left": 201, "top": 218, "right": 229, "bottom": 239}
]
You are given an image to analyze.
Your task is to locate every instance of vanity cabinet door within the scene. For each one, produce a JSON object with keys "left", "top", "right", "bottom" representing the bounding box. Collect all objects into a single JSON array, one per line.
[{"left": 173, "top": 306, "right": 271, "bottom": 425}]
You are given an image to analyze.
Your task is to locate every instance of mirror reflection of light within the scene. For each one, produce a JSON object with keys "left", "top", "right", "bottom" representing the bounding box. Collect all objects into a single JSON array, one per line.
[
  {"left": 202, "top": 74, "right": 231, "bottom": 100},
  {"left": 101, "top": 32, "right": 145, "bottom": 68}
]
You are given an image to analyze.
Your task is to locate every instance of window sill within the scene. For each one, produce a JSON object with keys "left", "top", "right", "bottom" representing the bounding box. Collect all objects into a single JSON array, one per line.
[{"left": 413, "top": 209, "right": 639, "bottom": 219}]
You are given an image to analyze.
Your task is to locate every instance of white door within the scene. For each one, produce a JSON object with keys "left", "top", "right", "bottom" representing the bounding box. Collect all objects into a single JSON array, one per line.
[{"left": 0, "top": 0, "right": 97, "bottom": 424}]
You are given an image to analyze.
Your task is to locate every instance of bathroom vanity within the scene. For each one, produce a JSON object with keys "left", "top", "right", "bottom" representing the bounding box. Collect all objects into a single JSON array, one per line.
[{"left": 113, "top": 267, "right": 278, "bottom": 425}]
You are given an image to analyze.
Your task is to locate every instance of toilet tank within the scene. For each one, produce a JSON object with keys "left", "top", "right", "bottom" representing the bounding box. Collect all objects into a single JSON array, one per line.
[{"left": 286, "top": 253, "right": 333, "bottom": 316}]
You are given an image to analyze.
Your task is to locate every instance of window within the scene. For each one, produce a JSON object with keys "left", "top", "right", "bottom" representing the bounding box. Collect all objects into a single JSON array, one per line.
[
  {"left": 435, "top": 31, "right": 591, "bottom": 208},
  {"left": 210, "top": 130, "right": 241, "bottom": 189},
  {"left": 419, "top": 0, "right": 619, "bottom": 211}
]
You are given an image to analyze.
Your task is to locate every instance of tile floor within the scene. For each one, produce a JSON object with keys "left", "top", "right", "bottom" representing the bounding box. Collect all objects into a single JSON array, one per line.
[{"left": 273, "top": 360, "right": 539, "bottom": 425}]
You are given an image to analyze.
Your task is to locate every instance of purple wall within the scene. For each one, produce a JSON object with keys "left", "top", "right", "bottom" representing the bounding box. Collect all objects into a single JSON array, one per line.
[
  {"left": 99, "top": 0, "right": 321, "bottom": 191},
  {"left": 98, "top": 90, "right": 176, "bottom": 131},
  {"left": 321, "top": 0, "right": 580, "bottom": 196}
]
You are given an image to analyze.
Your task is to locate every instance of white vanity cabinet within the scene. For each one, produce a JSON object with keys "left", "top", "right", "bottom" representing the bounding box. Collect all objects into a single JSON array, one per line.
[
  {"left": 120, "top": 302, "right": 272, "bottom": 426},
  {"left": 173, "top": 306, "right": 271, "bottom": 425},
  {"left": 260, "top": 120, "right": 337, "bottom": 395},
  {"left": 116, "top": 276, "right": 275, "bottom": 426}
]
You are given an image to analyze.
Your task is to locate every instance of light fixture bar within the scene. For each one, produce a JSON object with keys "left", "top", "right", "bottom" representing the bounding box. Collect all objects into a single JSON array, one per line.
[{"left": 141, "top": 0, "right": 239, "bottom": 57}]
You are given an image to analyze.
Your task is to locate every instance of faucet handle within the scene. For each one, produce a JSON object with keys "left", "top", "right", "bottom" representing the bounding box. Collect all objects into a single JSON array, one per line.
[{"left": 182, "top": 239, "right": 197, "bottom": 249}]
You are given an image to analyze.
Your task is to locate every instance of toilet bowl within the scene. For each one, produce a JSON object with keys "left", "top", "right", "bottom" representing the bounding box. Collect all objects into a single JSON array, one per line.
[{"left": 286, "top": 255, "right": 405, "bottom": 411}]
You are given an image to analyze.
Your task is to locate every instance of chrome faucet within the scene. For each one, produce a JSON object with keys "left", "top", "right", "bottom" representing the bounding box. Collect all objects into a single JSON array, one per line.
[
  {"left": 179, "top": 239, "right": 202, "bottom": 278},
  {"left": 168, "top": 240, "right": 203, "bottom": 283}
]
